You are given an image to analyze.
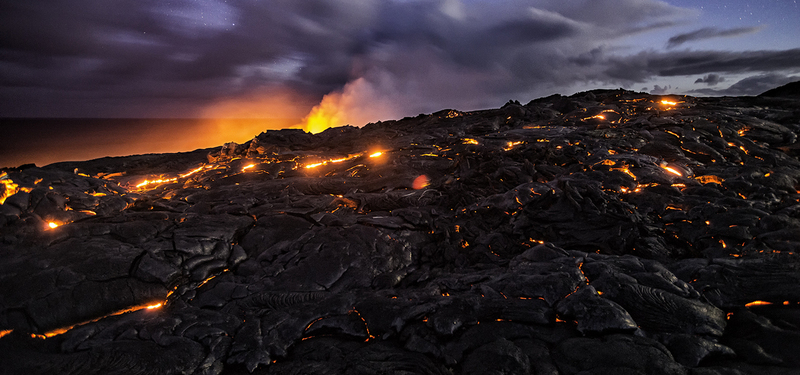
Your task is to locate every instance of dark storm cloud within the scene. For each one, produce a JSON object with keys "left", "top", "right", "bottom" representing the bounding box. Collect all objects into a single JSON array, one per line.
[
  {"left": 650, "top": 85, "right": 673, "bottom": 95},
  {"left": 666, "top": 26, "right": 762, "bottom": 48},
  {"left": 690, "top": 73, "right": 799, "bottom": 96},
  {"left": 602, "top": 49, "right": 800, "bottom": 82},
  {"left": 0, "top": 0, "right": 794, "bottom": 119},
  {"left": 694, "top": 74, "right": 725, "bottom": 86}
]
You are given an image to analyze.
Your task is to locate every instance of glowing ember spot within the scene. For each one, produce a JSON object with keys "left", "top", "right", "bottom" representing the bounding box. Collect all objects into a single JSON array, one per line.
[
  {"left": 462, "top": 138, "right": 479, "bottom": 145},
  {"left": 583, "top": 114, "right": 606, "bottom": 121},
  {"left": 504, "top": 141, "right": 524, "bottom": 151},
  {"left": 241, "top": 164, "right": 256, "bottom": 172},
  {"left": 745, "top": 301, "right": 773, "bottom": 307},
  {"left": 369, "top": 151, "right": 383, "bottom": 158},
  {"left": 412, "top": 175, "right": 430, "bottom": 190},
  {"left": 48, "top": 222, "right": 59, "bottom": 229},
  {"left": 0, "top": 329, "right": 12, "bottom": 338},
  {"left": 445, "top": 110, "right": 462, "bottom": 118},
  {"left": 662, "top": 165, "right": 683, "bottom": 177},
  {"left": 305, "top": 162, "right": 325, "bottom": 169},
  {"left": 611, "top": 166, "right": 637, "bottom": 180},
  {"left": 146, "top": 303, "right": 163, "bottom": 310},
  {"left": 696, "top": 175, "right": 724, "bottom": 184},
  {"left": 661, "top": 100, "right": 678, "bottom": 106}
]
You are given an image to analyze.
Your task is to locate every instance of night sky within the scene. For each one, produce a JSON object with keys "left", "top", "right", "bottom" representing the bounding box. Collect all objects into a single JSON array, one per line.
[{"left": 1, "top": 0, "right": 799, "bottom": 166}]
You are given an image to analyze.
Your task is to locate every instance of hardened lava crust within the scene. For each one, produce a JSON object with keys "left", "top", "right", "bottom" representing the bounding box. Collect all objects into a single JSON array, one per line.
[{"left": 1, "top": 87, "right": 800, "bottom": 374}]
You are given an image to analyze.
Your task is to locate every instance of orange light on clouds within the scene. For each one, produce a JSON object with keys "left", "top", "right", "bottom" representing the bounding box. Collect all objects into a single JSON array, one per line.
[{"left": 298, "top": 78, "right": 398, "bottom": 134}]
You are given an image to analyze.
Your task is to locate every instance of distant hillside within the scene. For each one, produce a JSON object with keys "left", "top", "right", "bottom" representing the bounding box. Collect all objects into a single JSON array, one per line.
[{"left": 759, "top": 80, "right": 800, "bottom": 98}]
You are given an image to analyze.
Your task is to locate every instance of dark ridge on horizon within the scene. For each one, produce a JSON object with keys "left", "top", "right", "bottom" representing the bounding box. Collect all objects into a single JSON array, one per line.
[{"left": 760, "top": 80, "right": 800, "bottom": 98}]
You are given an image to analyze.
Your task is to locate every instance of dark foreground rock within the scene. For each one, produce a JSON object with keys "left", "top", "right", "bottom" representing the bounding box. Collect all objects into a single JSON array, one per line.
[{"left": 2, "top": 89, "right": 800, "bottom": 374}]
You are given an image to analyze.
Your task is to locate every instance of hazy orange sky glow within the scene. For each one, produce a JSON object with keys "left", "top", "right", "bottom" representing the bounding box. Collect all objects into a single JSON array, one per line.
[{"left": 1, "top": 118, "right": 299, "bottom": 168}]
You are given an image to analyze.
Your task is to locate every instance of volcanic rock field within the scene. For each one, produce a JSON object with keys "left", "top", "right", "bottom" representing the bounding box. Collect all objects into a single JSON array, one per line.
[{"left": 2, "top": 88, "right": 800, "bottom": 374}]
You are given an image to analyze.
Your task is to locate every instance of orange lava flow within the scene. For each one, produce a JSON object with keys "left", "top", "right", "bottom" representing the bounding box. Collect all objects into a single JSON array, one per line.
[
  {"left": 40, "top": 301, "right": 164, "bottom": 338},
  {"left": 136, "top": 165, "right": 213, "bottom": 189},
  {"left": 0, "top": 172, "right": 19, "bottom": 204},
  {"left": 745, "top": 301, "right": 773, "bottom": 307}
]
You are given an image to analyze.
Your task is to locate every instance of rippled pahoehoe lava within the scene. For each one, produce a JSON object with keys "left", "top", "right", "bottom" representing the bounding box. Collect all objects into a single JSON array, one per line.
[{"left": 1, "top": 88, "right": 800, "bottom": 374}]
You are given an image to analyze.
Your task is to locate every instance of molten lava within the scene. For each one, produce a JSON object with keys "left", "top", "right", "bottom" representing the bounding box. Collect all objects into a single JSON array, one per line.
[{"left": 1, "top": 172, "right": 20, "bottom": 205}]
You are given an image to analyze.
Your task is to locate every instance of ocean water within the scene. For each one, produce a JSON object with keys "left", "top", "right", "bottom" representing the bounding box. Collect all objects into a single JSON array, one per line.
[{"left": 0, "top": 118, "right": 299, "bottom": 169}]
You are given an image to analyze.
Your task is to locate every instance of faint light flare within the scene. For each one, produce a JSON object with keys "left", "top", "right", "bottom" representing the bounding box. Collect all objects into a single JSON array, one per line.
[{"left": 413, "top": 175, "right": 430, "bottom": 190}]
